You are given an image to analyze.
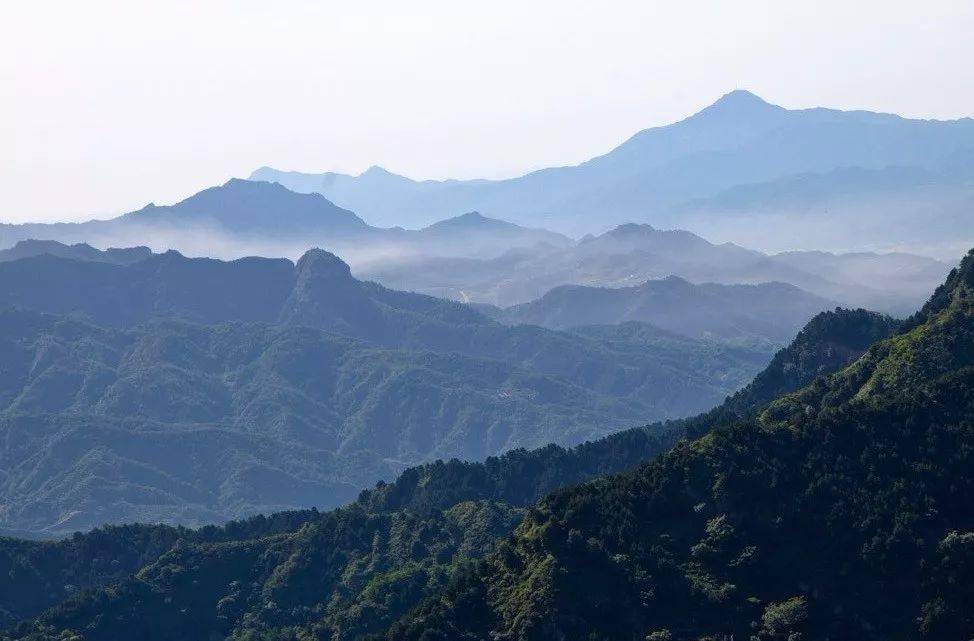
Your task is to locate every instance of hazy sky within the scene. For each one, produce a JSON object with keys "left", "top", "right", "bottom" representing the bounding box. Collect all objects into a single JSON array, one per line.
[{"left": 3, "top": 0, "right": 973, "bottom": 223}]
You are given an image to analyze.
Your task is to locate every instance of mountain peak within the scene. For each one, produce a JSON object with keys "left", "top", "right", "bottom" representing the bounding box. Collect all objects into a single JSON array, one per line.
[
  {"left": 605, "top": 223, "right": 657, "bottom": 237},
  {"left": 711, "top": 89, "right": 774, "bottom": 108},
  {"left": 126, "top": 179, "right": 370, "bottom": 235},
  {"left": 360, "top": 165, "right": 395, "bottom": 178},
  {"left": 280, "top": 248, "right": 382, "bottom": 332},
  {"left": 424, "top": 211, "right": 510, "bottom": 232},
  {"left": 453, "top": 211, "right": 488, "bottom": 222},
  {"left": 692, "top": 89, "right": 785, "bottom": 121},
  {"left": 437, "top": 211, "right": 490, "bottom": 225},
  {"left": 218, "top": 177, "right": 295, "bottom": 194},
  {"left": 353, "top": 165, "right": 417, "bottom": 187},
  {"left": 295, "top": 248, "right": 352, "bottom": 279},
  {"left": 715, "top": 88, "right": 768, "bottom": 105}
]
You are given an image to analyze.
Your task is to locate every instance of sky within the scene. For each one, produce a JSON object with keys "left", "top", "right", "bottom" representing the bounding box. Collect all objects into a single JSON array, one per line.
[{"left": 3, "top": 0, "right": 974, "bottom": 223}]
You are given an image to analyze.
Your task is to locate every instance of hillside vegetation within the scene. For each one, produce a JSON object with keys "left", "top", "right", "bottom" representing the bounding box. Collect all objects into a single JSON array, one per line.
[
  {"left": 383, "top": 248, "right": 974, "bottom": 640},
  {"left": 0, "top": 300, "right": 898, "bottom": 639},
  {"left": 0, "top": 250, "right": 771, "bottom": 534}
]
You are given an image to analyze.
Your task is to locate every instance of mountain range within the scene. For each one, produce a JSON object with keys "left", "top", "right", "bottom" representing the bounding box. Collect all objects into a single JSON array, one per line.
[
  {"left": 0, "top": 179, "right": 571, "bottom": 268},
  {"left": 0, "top": 177, "right": 953, "bottom": 316},
  {"left": 252, "top": 90, "right": 974, "bottom": 255},
  {"left": 1, "top": 248, "right": 946, "bottom": 640},
  {"left": 0, "top": 233, "right": 942, "bottom": 341},
  {"left": 0, "top": 294, "right": 901, "bottom": 639},
  {"left": 0, "top": 249, "right": 774, "bottom": 535},
  {"left": 3, "top": 81, "right": 972, "bottom": 641},
  {"left": 381, "top": 247, "right": 974, "bottom": 641},
  {"left": 482, "top": 276, "right": 836, "bottom": 343},
  {"left": 0, "top": 240, "right": 152, "bottom": 266},
  {"left": 363, "top": 221, "right": 951, "bottom": 314}
]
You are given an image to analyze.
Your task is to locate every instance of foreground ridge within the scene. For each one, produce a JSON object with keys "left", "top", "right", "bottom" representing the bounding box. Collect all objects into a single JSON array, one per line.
[{"left": 385, "top": 248, "right": 974, "bottom": 640}]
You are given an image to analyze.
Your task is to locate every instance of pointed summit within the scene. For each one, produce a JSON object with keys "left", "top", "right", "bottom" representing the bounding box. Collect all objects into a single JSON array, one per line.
[
  {"left": 714, "top": 89, "right": 772, "bottom": 107},
  {"left": 693, "top": 89, "right": 784, "bottom": 120},
  {"left": 450, "top": 211, "right": 489, "bottom": 223},
  {"left": 360, "top": 165, "right": 393, "bottom": 178}
]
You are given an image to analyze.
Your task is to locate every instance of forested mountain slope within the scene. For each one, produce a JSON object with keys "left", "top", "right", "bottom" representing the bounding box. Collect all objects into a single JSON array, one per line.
[
  {"left": 0, "top": 250, "right": 771, "bottom": 534},
  {"left": 0, "top": 300, "right": 897, "bottom": 640},
  {"left": 384, "top": 248, "right": 974, "bottom": 641}
]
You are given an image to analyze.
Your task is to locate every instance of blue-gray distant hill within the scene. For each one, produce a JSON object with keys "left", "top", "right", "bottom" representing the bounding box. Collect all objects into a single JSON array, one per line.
[
  {"left": 0, "top": 179, "right": 571, "bottom": 266},
  {"left": 363, "top": 222, "right": 952, "bottom": 316},
  {"left": 482, "top": 276, "right": 836, "bottom": 344},
  {"left": 252, "top": 90, "right": 974, "bottom": 254},
  {"left": 0, "top": 179, "right": 952, "bottom": 316},
  {"left": 0, "top": 239, "right": 152, "bottom": 265}
]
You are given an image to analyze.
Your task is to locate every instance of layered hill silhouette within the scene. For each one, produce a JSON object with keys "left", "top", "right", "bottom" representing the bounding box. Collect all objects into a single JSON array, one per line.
[
  {"left": 0, "top": 179, "right": 951, "bottom": 315},
  {"left": 3, "top": 85, "right": 972, "bottom": 641},
  {"left": 483, "top": 276, "right": 836, "bottom": 343},
  {"left": 253, "top": 90, "right": 974, "bottom": 253},
  {"left": 0, "top": 240, "right": 152, "bottom": 265},
  {"left": 0, "top": 179, "right": 571, "bottom": 266},
  {"left": 0, "top": 293, "right": 901, "bottom": 639},
  {"left": 365, "top": 222, "right": 951, "bottom": 314},
  {"left": 0, "top": 249, "right": 774, "bottom": 534}
]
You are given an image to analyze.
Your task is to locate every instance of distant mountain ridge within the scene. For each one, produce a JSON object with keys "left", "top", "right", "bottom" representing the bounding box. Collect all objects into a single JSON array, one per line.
[
  {"left": 0, "top": 179, "right": 572, "bottom": 266},
  {"left": 0, "top": 176, "right": 954, "bottom": 316},
  {"left": 121, "top": 178, "right": 370, "bottom": 234},
  {"left": 483, "top": 276, "right": 836, "bottom": 343},
  {"left": 251, "top": 90, "right": 974, "bottom": 254},
  {"left": 0, "top": 240, "right": 152, "bottom": 265},
  {"left": 364, "top": 222, "right": 952, "bottom": 315},
  {"left": 0, "top": 276, "right": 912, "bottom": 641},
  {"left": 0, "top": 249, "right": 773, "bottom": 534}
]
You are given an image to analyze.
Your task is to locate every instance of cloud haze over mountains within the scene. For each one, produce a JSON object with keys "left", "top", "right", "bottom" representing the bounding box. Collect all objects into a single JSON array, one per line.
[
  {"left": 0, "top": 165, "right": 957, "bottom": 319},
  {"left": 0, "top": 2, "right": 969, "bottom": 557},
  {"left": 362, "top": 222, "right": 952, "bottom": 316},
  {"left": 254, "top": 90, "right": 974, "bottom": 256}
]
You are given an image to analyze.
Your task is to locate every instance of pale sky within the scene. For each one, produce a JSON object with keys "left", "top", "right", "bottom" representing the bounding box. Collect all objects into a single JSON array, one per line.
[{"left": 3, "top": 0, "right": 973, "bottom": 223}]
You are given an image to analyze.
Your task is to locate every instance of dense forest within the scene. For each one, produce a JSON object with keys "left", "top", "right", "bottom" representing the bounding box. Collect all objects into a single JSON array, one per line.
[
  {"left": 0, "top": 296, "right": 903, "bottom": 639},
  {"left": 381, "top": 248, "right": 974, "bottom": 640}
]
